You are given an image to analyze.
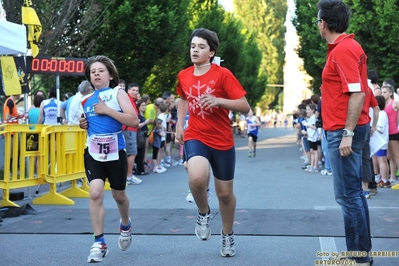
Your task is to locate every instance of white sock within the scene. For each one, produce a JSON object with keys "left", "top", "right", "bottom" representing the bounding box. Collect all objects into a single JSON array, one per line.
[{"left": 374, "top": 175, "right": 381, "bottom": 183}]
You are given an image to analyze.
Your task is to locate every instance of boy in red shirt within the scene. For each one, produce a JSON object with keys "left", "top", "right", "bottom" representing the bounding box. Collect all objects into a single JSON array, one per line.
[{"left": 175, "top": 28, "right": 250, "bottom": 257}]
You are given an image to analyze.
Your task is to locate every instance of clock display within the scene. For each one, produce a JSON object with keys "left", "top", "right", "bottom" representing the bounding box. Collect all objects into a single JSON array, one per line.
[{"left": 27, "top": 56, "right": 87, "bottom": 76}]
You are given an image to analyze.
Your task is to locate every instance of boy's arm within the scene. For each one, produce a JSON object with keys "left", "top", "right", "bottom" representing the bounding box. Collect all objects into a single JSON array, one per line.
[
  {"left": 200, "top": 95, "right": 250, "bottom": 114},
  {"left": 176, "top": 97, "right": 188, "bottom": 145}
]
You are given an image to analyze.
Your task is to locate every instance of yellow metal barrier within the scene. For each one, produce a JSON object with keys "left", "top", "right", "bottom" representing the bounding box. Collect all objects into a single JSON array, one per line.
[
  {"left": 0, "top": 124, "right": 116, "bottom": 206},
  {"left": 32, "top": 125, "right": 89, "bottom": 205},
  {"left": 0, "top": 124, "right": 48, "bottom": 207}
]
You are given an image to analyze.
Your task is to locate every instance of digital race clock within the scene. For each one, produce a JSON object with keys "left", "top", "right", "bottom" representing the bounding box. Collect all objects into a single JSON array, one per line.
[{"left": 27, "top": 56, "right": 87, "bottom": 76}]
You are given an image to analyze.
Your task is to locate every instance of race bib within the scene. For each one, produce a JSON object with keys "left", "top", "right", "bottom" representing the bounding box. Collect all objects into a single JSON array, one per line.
[{"left": 88, "top": 133, "right": 119, "bottom": 162}]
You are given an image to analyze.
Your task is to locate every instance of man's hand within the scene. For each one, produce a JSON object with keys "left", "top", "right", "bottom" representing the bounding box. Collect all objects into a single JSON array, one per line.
[
  {"left": 370, "top": 126, "right": 376, "bottom": 137},
  {"left": 339, "top": 137, "right": 353, "bottom": 157},
  {"left": 79, "top": 113, "right": 88, "bottom": 129}
]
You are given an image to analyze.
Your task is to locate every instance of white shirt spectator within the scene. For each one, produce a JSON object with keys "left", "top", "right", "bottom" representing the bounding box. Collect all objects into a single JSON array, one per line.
[{"left": 67, "top": 92, "right": 83, "bottom": 125}]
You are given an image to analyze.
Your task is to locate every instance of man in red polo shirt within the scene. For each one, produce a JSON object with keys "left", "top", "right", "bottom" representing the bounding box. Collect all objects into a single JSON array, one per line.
[{"left": 316, "top": 1, "right": 372, "bottom": 265}]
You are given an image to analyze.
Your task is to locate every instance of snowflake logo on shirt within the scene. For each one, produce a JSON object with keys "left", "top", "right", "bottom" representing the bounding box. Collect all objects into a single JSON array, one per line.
[{"left": 186, "top": 80, "right": 218, "bottom": 119}]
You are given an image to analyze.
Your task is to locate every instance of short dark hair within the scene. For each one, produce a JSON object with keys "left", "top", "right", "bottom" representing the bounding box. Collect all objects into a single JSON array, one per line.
[
  {"left": 310, "top": 94, "right": 320, "bottom": 105},
  {"left": 159, "top": 102, "right": 168, "bottom": 112},
  {"left": 306, "top": 103, "right": 316, "bottom": 111},
  {"left": 383, "top": 79, "right": 396, "bottom": 88},
  {"left": 317, "top": 0, "right": 350, "bottom": 33},
  {"left": 189, "top": 28, "right": 219, "bottom": 63},
  {"left": 141, "top": 94, "right": 150, "bottom": 103},
  {"left": 49, "top": 87, "right": 57, "bottom": 98},
  {"left": 84, "top": 55, "right": 119, "bottom": 88},
  {"left": 34, "top": 90, "right": 47, "bottom": 99},
  {"left": 368, "top": 70, "right": 379, "bottom": 84},
  {"left": 162, "top": 91, "right": 171, "bottom": 100},
  {"left": 128, "top": 83, "right": 139, "bottom": 89},
  {"left": 136, "top": 98, "right": 146, "bottom": 109},
  {"left": 297, "top": 103, "right": 306, "bottom": 110},
  {"left": 375, "top": 95, "right": 385, "bottom": 110},
  {"left": 33, "top": 94, "right": 45, "bottom": 108}
]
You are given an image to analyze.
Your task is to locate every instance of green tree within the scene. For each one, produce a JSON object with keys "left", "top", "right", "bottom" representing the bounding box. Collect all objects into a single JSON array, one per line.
[
  {"left": 348, "top": 0, "right": 399, "bottom": 82},
  {"left": 233, "top": 0, "right": 287, "bottom": 110},
  {"left": 187, "top": 0, "right": 264, "bottom": 106},
  {"left": 143, "top": 1, "right": 191, "bottom": 98},
  {"left": 90, "top": 0, "right": 189, "bottom": 94},
  {"left": 292, "top": 0, "right": 323, "bottom": 92},
  {"left": 294, "top": 0, "right": 399, "bottom": 90}
]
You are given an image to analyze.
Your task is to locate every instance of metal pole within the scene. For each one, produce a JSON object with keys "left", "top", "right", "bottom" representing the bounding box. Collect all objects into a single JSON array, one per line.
[{"left": 56, "top": 75, "right": 61, "bottom": 124}]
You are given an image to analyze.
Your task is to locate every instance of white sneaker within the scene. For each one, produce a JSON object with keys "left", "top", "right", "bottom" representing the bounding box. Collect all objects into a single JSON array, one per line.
[
  {"left": 186, "top": 190, "right": 211, "bottom": 203},
  {"left": 87, "top": 242, "right": 108, "bottom": 263},
  {"left": 153, "top": 166, "right": 166, "bottom": 174},
  {"left": 186, "top": 192, "right": 194, "bottom": 203},
  {"left": 171, "top": 160, "right": 179, "bottom": 166},
  {"left": 163, "top": 162, "right": 171, "bottom": 168},
  {"left": 195, "top": 209, "right": 211, "bottom": 240},
  {"left": 178, "top": 159, "right": 184, "bottom": 165},
  {"left": 221, "top": 230, "right": 236, "bottom": 257},
  {"left": 118, "top": 218, "right": 132, "bottom": 251},
  {"left": 320, "top": 169, "right": 332, "bottom": 176},
  {"left": 127, "top": 175, "right": 142, "bottom": 185}
]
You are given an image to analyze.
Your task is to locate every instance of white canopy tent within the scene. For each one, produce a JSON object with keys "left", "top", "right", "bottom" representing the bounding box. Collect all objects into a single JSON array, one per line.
[
  {"left": 0, "top": 20, "right": 26, "bottom": 55},
  {"left": 0, "top": 20, "right": 28, "bottom": 115}
]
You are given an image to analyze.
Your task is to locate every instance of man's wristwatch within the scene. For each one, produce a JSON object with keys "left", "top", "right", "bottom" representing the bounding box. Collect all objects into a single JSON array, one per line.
[{"left": 342, "top": 128, "right": 354, "bottom": 137}]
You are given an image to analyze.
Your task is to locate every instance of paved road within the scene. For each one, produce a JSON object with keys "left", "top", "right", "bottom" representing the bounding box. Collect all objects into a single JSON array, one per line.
[{"left": 1, "top": 126, "right": 398, "bottom": 266}]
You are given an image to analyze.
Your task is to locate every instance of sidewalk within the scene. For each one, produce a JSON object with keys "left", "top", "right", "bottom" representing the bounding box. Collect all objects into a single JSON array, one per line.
[{"left": 1, "top": 126, "right": 398, "bottom": 265}]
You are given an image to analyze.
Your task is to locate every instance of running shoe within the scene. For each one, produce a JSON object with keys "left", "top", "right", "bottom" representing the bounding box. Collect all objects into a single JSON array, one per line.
[
  {"left": 186, "top": 190, "right": 211, "bottom": 203},
  {"left": 186, "top": 192, "right": 195, "bottom": 203},
  {"left": 320, "top": 169, "right": 332, "bottom": 176},
  {"left": 127, "top": 175, "right": 142, "bottom": 185},
  {"left": 221, "top": 230, "right": 236, "bottom": 257},
  {"left": 87, "top": 242, "right": 108, "bottom": 263},
  {"left": 381, "top": 181, "right": 391, "bottom": 188},
  {"left": 369, "top": 188, "right": 378, "bottom": 196},
  {"left": 195, "top": 209, "right": 211, "bottom": 241},
  {"left": 118, "top": 218, "right": 132, "bottom": 251},
  {"left": 153, "top": 166, "right": 166, "bottom": 174}
]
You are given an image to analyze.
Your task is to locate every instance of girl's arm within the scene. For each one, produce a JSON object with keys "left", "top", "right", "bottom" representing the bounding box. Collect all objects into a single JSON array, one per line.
[
  {"left": 38, "top": 101, "right": 44, "bottom": 124},
  {"left": 138, "top": 119, "right": 149, "bottom": 129},
  {"left": 255, "top": 117, "right": 262, "bottom": 126}
]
